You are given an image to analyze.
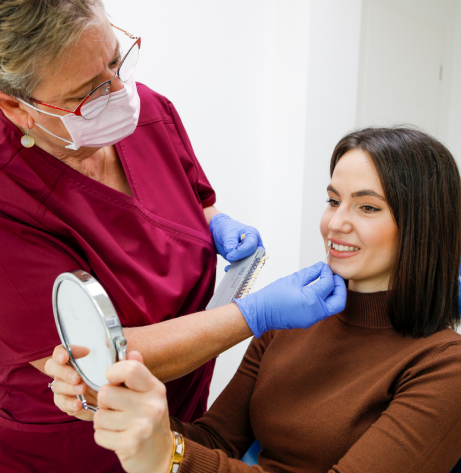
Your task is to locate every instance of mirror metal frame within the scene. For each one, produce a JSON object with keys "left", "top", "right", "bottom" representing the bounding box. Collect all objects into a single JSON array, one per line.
[{"left": 52, "top": 270, "right": 127, "bottom": 394}]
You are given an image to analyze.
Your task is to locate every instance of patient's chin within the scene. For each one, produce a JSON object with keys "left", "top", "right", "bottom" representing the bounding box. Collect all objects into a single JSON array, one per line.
[{"left": 329, "top": 264, "right": 356, "bottom": 283}]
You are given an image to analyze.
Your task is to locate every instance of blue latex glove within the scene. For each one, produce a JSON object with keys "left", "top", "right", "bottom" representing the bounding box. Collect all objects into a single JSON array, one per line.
[
  {"left": 210, "top": 213, "right": 264, "bottom": 264},
  {"left": 235, "top": 262, "right": 346, "bottom": 338}
]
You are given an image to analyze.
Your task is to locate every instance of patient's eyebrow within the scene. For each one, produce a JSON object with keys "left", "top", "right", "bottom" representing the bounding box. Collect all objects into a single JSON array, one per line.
[
  {"left": 351, "top": 189, "right": 386, "bottom": 200},
  {"left": 327, "top": 185, "right": 339, "bottom": 195},
  {"left": 327, "top": 185, "right": 385, "bottom": 201}
]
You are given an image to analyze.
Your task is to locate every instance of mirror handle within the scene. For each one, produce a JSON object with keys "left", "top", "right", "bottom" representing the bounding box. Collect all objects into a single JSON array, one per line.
[
  {"left": 114, "top": 336, "right": 128, "bottom": 361},
  {"left": 77, "top": 394, "right": 98, "bottom": 412}
]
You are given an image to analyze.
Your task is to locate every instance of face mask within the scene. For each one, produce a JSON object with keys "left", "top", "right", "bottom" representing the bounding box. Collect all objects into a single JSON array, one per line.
[{"left": 17, "top": 75, "right": 140, "bottom": 150}]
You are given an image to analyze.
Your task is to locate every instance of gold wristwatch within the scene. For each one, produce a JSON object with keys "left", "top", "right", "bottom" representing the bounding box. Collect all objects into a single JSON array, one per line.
[{"left": 168, "top": 431, "right": 185, "bottom": 473}]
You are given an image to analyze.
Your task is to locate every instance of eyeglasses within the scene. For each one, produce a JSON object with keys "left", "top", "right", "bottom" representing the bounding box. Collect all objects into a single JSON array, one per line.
[{"left": 29, "top": 25, "right": 141, "bottom": 120}]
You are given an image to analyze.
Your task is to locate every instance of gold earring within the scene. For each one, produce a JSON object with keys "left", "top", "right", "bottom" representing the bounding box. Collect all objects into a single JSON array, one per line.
[{"left": 21, "top": 129, "right": 35, "bottom": 148}]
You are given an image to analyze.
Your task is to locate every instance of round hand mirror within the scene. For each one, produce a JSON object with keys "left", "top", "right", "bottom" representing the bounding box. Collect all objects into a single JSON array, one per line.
[{"left": 52, "top": 270, "right": 127, "bottom": 412}]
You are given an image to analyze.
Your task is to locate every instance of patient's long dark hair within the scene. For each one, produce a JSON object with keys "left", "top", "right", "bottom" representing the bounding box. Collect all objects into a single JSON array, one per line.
[{"left": 331, "top": 127, "right": 461, "bottom": 337}]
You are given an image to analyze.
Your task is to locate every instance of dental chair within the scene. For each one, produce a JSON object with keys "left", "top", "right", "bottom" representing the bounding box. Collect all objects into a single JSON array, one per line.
[{"left": 241, "top": 440, "right": 261, "bottom": 466}]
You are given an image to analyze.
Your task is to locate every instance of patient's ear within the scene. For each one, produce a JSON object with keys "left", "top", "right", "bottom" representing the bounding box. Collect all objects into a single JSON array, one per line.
[{"left": 0, "top": 91, "right": 34, "bottom": 130}]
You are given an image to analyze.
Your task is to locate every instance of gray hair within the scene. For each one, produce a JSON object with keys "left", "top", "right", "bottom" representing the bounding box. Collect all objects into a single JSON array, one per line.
[{"left": 0, "top": 0, "right": 106, "bottom": 100}]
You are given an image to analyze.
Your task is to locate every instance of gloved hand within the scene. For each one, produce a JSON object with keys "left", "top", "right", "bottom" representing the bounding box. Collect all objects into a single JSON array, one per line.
[
  {"left": 235, "top": 262, "right": 346, "bottom": 337},
  {"left": 210, "top": 213, "right": 264, "bottom": 263}
]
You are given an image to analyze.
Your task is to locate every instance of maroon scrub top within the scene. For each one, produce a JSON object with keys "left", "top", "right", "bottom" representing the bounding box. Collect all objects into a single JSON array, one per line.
[{"left": 0, "top": 84, "right": 217, "bottom": 472}]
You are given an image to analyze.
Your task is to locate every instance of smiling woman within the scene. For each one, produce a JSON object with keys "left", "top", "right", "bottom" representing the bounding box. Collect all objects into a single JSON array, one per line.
[
  {"left": 321, "top": 149, "right": 399, "bottom": 291},
  {"left": 323, "top": 128, "right": 461, "bottom": 337}
]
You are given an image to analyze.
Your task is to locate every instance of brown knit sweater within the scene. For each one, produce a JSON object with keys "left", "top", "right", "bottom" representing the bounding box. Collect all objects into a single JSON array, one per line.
[{"left": 170, "top": 290, "right": 461, "bottom": 473}]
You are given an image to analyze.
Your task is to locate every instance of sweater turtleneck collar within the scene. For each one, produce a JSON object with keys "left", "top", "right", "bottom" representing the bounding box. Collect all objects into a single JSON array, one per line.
[{"left": 337, "top": 289, "right": 392, "bottom": 328}]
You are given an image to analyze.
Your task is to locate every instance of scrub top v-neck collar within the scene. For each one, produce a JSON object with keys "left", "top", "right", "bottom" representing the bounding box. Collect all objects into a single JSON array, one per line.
[
  {"left": 0, "top": 114, "right": 141, "bottom": 209},
  {"left": 32, "top": 141, "right": 142, "bottom": 209}
]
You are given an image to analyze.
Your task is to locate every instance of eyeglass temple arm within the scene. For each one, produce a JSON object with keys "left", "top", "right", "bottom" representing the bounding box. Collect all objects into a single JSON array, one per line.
[{"left": 110, "top": 23, "right": 138, "bottom": 40}]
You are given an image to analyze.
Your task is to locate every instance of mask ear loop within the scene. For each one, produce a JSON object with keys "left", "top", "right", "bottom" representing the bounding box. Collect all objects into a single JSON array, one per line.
[
  {"left": 34, "top": 122, "right": 75, "bottom": 148},
  {"left": 16, "top": 98, "right": 76, "bottom": 149}
]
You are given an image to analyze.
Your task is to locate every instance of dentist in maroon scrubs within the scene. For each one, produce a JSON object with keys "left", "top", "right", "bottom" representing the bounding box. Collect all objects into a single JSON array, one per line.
[
  {"left": 0, "top": 2, "right": 347, "bottom": 472},
  {"left": 0, "top": 1, "right": 265, "bottom": 471}
]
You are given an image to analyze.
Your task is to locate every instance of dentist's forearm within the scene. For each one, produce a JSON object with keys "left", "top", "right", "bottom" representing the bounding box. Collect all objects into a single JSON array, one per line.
[
  {"left": 122, "top": 303, "right": 252, "bottom": 383},
  {"left": 203, "top": 205, "right": 220, "bottom": 224}
]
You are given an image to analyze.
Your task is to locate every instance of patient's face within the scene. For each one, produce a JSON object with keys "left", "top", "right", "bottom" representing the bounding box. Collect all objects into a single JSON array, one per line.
[{"left": 320, "top": 149, "right": 398, "bottom": 293}]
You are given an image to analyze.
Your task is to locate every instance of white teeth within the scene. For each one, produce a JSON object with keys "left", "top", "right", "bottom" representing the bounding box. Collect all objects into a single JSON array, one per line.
[{"left": 330, "top": 241, "right": 359, "bottom": 252}]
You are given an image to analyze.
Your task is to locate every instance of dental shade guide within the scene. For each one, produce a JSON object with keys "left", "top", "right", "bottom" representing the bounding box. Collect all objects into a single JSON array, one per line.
[{"left": 206, "top": 248, "right": 268, "bottom": 310}]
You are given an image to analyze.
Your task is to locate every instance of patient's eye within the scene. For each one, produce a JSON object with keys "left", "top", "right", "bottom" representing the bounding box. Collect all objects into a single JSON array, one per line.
[
  {"left": 360, "top": 205, "right": 381, "bottom": 213},
  {"left": 326, "top": 198, "right": 340, "bottom": 208}
]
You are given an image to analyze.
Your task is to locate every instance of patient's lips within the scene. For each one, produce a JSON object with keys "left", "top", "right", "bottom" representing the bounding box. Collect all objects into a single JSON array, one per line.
[{"left": 328, "top": 238, "right": 361, "bottom": 259}]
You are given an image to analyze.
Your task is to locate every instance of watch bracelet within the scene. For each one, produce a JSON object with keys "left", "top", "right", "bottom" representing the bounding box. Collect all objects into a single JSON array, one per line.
[{"left": 168, "top": 431, "right": 185, "bottom": 473}]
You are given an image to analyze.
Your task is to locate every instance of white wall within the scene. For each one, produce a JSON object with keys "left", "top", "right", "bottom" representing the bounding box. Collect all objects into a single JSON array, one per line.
[
  {"left": 357, "top": 0, "right": 461, "bottom": 163},
  {"left": 448, "top": 0, "right": 461, "bottom": 162},
  {"left": 390, "top": 0, "right": 459, "bottom": 148},
  {"left": 299, "top": 0, "right": 363, "bottom": 270},
  {"left": 357, "top": 0, "right": 446, "bottom": 136}
]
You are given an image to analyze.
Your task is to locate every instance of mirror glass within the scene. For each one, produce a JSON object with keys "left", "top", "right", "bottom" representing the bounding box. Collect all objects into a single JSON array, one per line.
[
  {"left": 56, "top": 279, "right": 113, "bottom": 388},
  {"left": 53, "top": 271, "right": 127, "bottom": 411}
]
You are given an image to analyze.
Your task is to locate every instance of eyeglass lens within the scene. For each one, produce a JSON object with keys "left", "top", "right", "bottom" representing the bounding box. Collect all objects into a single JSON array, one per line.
[
  {"left": 81, "top": 43, "right": 139, "bottom": 120},
  {"left": 119, "top": 43, "right": 139, "bottom": 82}
]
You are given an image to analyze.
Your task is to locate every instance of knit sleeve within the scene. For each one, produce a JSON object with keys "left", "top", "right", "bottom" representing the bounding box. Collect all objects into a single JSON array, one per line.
[
  {"left": 169, "top": 331, "right": 275, "bottom": 473},
  {"left": 330, "top": 341, "right": 461, "bottom": 473}
]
